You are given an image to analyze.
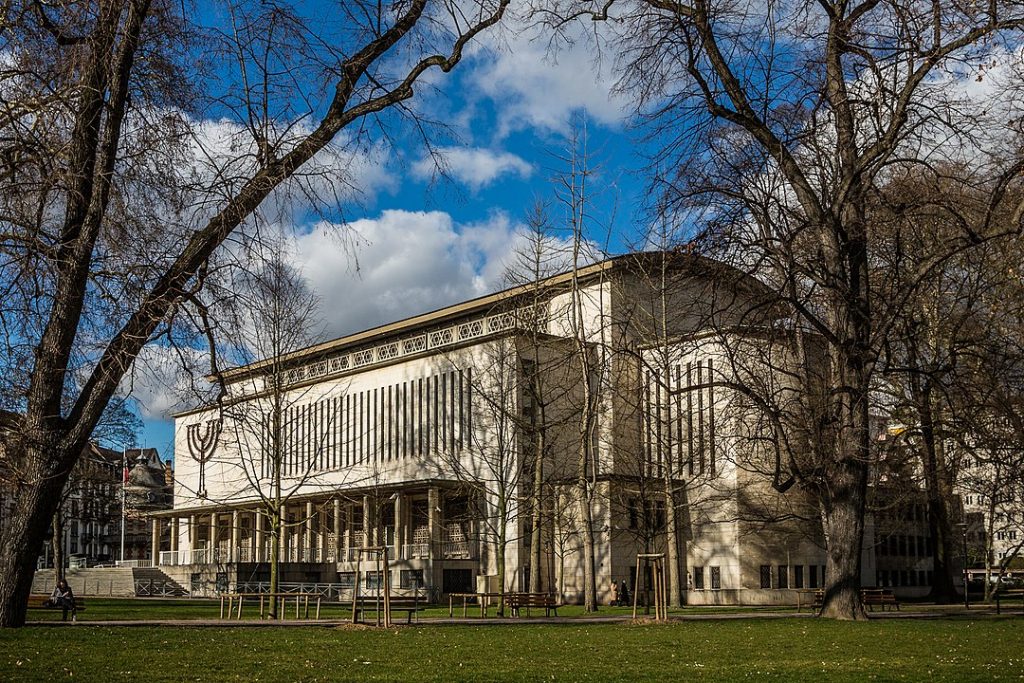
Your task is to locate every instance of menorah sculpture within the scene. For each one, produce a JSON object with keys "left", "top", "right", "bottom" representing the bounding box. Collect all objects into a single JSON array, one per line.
[{"left": 187, "top": 419, "right": 221, "bottom": 498}]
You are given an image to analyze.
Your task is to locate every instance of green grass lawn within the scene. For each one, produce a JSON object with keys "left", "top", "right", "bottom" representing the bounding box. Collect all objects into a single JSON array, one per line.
[
  {"left": 2, "top": 617, "right": 1022, "bottom": 682},
  {"left": 23, "top": 598, "right": 802, "bottom": 622}
]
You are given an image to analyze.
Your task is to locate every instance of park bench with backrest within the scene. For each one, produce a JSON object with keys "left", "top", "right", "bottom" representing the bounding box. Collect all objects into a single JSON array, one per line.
[
  {"left": 806, "top": 588, "right": 898, "bottom": 612},
  {"left": 505, "top": 592, "right": 559, "bottom": 617},
  {"left": 28, "top": 594, "right": 87, "bottom": 617},
  {"left": 353, "top": 595, "right": 427, "bottom": 624},
  {"left": 860, "top": 588, "right": 899, "bottom": 611},
  {"left": 994, "top": 587, "right": 1024, "bottom": 615}
]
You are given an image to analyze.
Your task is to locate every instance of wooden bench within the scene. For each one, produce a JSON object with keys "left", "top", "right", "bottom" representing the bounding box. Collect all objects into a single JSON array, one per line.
[
  {"left": 353, "top": 596, "right": 427, "bottom": 624},
  {"left": 995, "top": 588, "right": 1024, "bottom": 615},
  {"left": 506, "top": 593, "right": 559, "bottom": 617},
  {"left": 799, "top": 589, "right": 898, "bottom": 612},
  {"left": 861, "top": 588, "right": 899, "bottom": 611},
  {"left": 28, "top": 594, "right": 87, "bottom": 617}
]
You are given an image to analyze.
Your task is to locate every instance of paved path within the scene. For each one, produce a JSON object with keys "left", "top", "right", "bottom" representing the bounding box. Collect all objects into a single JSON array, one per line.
[{"left": 30, "top": 604, "right": 1018, "bottom": 627}]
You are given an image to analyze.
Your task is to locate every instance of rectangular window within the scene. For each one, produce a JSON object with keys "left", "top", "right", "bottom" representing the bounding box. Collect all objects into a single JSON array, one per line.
[
  {"left": 777, "top": 565, "right": 788, "bottom": 589},
  {"left": 692, "top": 566, "right": 704, "bottom": 590},
  {"left": 809, "top": 565, "right": 818, "bottom": 589},
  {"left": 710, "top": 566, "right": 721, "bottom": 590},
  {"left": 759, "top": 565, "right": 772, "bottom": 589},
  {"left": 794, "top": 565, "right": 804, "bottom": 589},
  {"left": 686, "top": 363, "right": 694, "bottom": 476},
  {"left": 707, "top": 358, "right": 715, "bottom": 477},
  {"left": 364, "top": 571, "right": 384, "bottom": 590},
  {"left": 464, "top": 368, "right": 473, "bottom": 445},
  {"left": 416, "top": 377, "right": 423, "bottom": 455},
  {"left": 449, "top": 370, "right": 457, "bottom": 450},
  {"left": 440, "top": 372, "right": 447, "bottom": 451},
  {"left": 400, "top": 569, "right": 425, "bottom": 589},
  {"left": 696, "top": 361, "right": 705, "bottom": 474}
]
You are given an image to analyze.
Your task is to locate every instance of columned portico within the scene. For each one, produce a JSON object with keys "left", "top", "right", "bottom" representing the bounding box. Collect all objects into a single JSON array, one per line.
[
  {"left": 332, "top": 498, "right": 342, "bottom": 562},
  {"left": 305, "top": 500, "right": 315, "bottom": 561},
  {"left": 209, "top": 512, "right": 218, "bottom": 560},
  {"left": 151, "top": 518, "right": 159, "bottom": 562},
  {"left": 254, "top": 511, "right": 264, "bottom": 562},
  {"left": 230, "top": 510, "right": 240, "bottom": 562}
]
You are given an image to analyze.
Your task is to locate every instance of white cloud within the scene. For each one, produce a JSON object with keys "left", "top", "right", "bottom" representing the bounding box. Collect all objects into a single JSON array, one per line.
[
  {"left": 289, "top": 209, "right": 530, "bottom": 338},
  {"left": 121, "top": 345, "right": 213, "bottom": 421},
  {"left": 182, "top": 117, "right": 397, "bottom": 227},
  {"left": 412, "top": 146, "right": 533, "bottom": 190},
  {"left": 465, "top": 21, "right": 627, "bottom": 137}
]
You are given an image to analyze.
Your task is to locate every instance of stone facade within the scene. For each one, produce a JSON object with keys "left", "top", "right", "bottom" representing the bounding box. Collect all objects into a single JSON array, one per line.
[{"left": 158, "top": 253, "right": 929, "bottom": 603}]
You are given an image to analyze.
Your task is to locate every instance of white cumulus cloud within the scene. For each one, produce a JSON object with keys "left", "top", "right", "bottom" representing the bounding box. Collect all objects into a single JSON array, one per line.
[
  {"left": 465, "top": 21, "right": 627, "bottom": 138},
  {"left": 288, "top": 209, "right": 530, "bottom": 339},
  {"left": 412, "top": 146, "right": 533, "bottom": 190}
]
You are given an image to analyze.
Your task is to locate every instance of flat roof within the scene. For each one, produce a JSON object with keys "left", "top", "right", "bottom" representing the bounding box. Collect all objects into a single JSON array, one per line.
[{"left": 211, "top": 250, "right": 756, "bottom": 384}]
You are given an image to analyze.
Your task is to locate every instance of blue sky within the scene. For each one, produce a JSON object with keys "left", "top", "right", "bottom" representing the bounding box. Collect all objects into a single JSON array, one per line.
[{"left": 131, "top": 10, "right": 656, "bottom": 460}]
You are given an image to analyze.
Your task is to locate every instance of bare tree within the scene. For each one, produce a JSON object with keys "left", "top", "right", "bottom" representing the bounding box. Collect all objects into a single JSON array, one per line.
[
  {"left": 538, "top": 0, "right": 1024, "bottom": 618},
  {"left": 553, "top": 122, "right": 608, "bottom": 612},
  {"left": 202, "top": 248, "right": 350, "bottom": 616},
  {"left": 505, "top": 205, "right": 576, "bottom": 594},
  {"left": 0, "top": 0, "right": 510, "bottom": 627}
]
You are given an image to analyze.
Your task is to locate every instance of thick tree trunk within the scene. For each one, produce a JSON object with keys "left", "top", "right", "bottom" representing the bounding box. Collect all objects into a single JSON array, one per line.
[
  {"left": 904, "top": 328, "right": 960, "bottom": 603},
  {"left": 916, "top": 386, "right": 959, "bottom": 603},
  {"left": 52, "top": 510, "right": 65, "bottom": 584},
  {"left": 0, "top": 456, "right": 67, "bottom": 627},
  {"left": 819, "top": 454, "right": 869, "bottom": 620},
  {"left": 664, "top": 482, "right": 683, "bottom": 607}
]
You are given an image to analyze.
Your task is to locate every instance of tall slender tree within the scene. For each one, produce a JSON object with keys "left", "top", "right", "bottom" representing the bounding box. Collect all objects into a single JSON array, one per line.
[
  {"left": 541, "top": 0, "right": 1024, "bottom": 618},
  {"left": 0, "top": 0, "right": 509, "bottom": 627}
]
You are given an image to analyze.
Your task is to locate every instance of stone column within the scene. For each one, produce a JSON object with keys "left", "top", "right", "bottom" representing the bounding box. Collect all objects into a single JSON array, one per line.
[
  {"left": 151, "top": 518, "right": 160, "bottom": 565},
  {"left": 171, "top": 517, "right": 179, "bottom": 553},
  {"left": 187, "top": 514, "right": 196, "bottom": 562},
  {"left": 428, "top": 487, "right": 441, "bottom": 590},
  {"left": 362, "top": 495, "right": 372, "bottom": 548},
  {"left": 254, "top": 511, "right": 264, "bottom": 563},
  {"left": 332, "top": 498, "right": 342, "bottom": 562},
  {"left": 320, "top": 505, "right": 330, "bottom": 561},
  {"left": 231, "top": 509, "right": 240, "bottom": 563},
  {"left": 428, "top": 487, "right": 441, "bottom": 551},
  {"left": 394, "top": 493, "right": 404, "bottom": 559},
  {"left": 305, "top": 500, "right": 315, "bottom": 561},
  {"left": 280, "top": 505, "right": 289, "bottom": 562},
  {"left": 209, "top": 512, "right": 219, "bottom": 562},
  {"left": 344, "top": 503, "right": 353, "bottom": 557}
]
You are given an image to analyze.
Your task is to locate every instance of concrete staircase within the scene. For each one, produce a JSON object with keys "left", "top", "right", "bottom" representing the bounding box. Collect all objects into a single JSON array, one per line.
[
  {"left": 31, "top": 567, "right": 189, "bottom": 597},
  {"left": 131, "top": 567, "right": 189, "bottom": 597},
  {"left": 32, "top": 568, "right": 136, "bottom": 597}
]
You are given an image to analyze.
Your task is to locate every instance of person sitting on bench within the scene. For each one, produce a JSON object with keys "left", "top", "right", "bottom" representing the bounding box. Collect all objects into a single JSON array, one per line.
[{"left": 50, "top": 580, "right": 78, "bottom": 622}]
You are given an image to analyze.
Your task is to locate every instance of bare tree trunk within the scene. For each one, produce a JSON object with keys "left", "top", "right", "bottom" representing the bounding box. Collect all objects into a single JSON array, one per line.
[
  {"left": 918, "top": 394, "right": 958, "bottom": 603},
  {"left": 268, "top": 508, "right": 281, "bottom": 619},
  {"left": 528, "top": 428, "right": 545, "bottom": 592},
  {"left": 819, "top": 453, "right": 869, "bottom": 620},
  {"left": 663, "top": 481, "right": 682, "bottom": 607},
  {"left": 0, "top": 450, "right": 66, "bottom": 626},
  {"left": 51, "top": 509, "right": 65, "bottom": 584},
  {"left": 577, "top": 478, "right": 598, "bottom": 611}
]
